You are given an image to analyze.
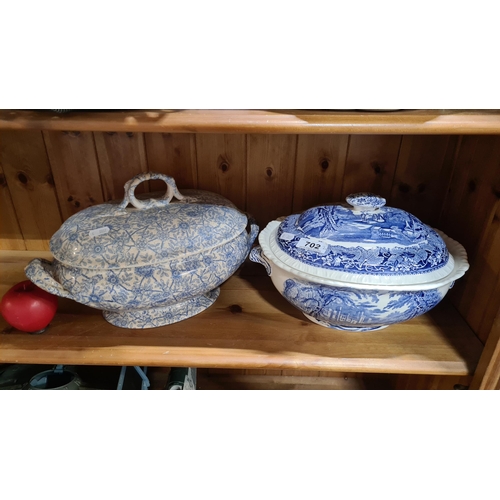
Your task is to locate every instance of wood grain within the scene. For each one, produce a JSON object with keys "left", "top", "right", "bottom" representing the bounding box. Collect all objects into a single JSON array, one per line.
[
  {"left": 0, "top": 251, "right": 483, "bottom": 375},
  {"left": 390, "top": 135, "right": 459, "bottom": 226},
  {"left": 144, "top": 133, "right": 197, "bottom": 192},
  {"left": 470, "top": 310, "right": 500, "bottom": 390},
  {"left": 94, "top": 132, "right": 148, "bottom": 201},
  {"left": 195, "top": 134, "right": 247, "bottom": 210},
  {"left": 439, "top": 136, "right": 500, "bottom": 342},
  {"left": 2, "top": 109, "right": 500, "bottom": 135},
  {"left": 0, "top": 163, "right": 26, "bottom": 250},
  {"left": 459, "top": 203, "right": 500, "bottom": 341},
  {"left": 394, "top": 374, "right": 472, "bottom": 390},
  {"left": 0, "top": 130, "right": 62, "bottom": 250},
  {"left": 439, "top": 136, "right": 500, "bottom": 260},
  {"left": 0, "top": 250, "right": 52, "bottom": 295},
  {"left": 43, "top": 131, "right": 104, "bottom": 220},
  {"left": 197, "top": 371, "right": 364, "bottom": 390},
  {"left": 292, "top": 135, "right": 349, "bottom": 212},
  {"left": 342, "top": 135, "right": 402, "bottom": 201},
  {"left": 246, "top": 134, "right": 297, "bottom": 227}
]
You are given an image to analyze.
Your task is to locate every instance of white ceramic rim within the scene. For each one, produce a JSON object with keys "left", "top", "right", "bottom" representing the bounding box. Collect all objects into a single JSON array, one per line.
[{"left": 259, "top": 221, "right": 469, "bottom": 291}]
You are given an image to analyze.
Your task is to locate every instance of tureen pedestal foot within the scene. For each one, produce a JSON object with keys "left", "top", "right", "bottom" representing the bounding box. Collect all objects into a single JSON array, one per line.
[
  {"left": 302, "top": 313, "right": 389, "bottom": 332},
  {"left": 102, "top": 288, "right": 220, "bottom": 329}
]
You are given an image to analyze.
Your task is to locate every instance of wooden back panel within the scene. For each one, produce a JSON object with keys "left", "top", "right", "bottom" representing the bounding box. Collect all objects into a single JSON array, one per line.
[{"left": 439, "top": 136, "right": 500, "bottom": 343}]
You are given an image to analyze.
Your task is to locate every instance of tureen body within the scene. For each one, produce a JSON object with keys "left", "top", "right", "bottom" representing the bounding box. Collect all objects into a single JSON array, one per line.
[
  {"left": 250, "top": 193, "right": 468, "bottom": 331},
  {"left": 26, "top": 173, "right": 258, "bottom": 329}
]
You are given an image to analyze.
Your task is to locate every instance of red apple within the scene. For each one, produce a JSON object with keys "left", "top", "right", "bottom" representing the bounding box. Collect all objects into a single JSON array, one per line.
[{"left": 0, "top": 280, "right": 58, "bottom": 333}]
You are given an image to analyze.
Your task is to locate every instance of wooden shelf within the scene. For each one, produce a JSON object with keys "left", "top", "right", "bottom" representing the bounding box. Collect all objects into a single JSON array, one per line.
[
  {"left": 1, "top": 109, "right": 500, "bottom": 135},
  {"left": 0, "top": 251, "right": 484, "bottom": 375}
]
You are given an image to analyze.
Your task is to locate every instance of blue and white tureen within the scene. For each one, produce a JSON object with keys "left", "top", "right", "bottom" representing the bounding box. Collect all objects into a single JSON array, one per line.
[
  {"left": 25, "top": 173, "right": 259, "bottom": 329},
  {"left": 250, "top": 193, "right": 468, "bottom": 331}
]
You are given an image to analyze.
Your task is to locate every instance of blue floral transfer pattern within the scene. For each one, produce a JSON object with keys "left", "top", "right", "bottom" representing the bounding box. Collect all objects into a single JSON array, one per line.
[
  {"left": 50, "top": 230, "right": 253, "bottom": 311},
  {"left": 26, "top": 225, "right": 256, "bottom": 328},
  {"left": 51, "top": 202, "right": 248, "bottom": 269},
  {"left": 25, "top": 173, "right": 259, "bottom": 329},
  {"left": 282, "top": 278, "right": 445, "bottom": 331},
  {"left": 103, "top": 289, "right": 220, "bottom": 329}
]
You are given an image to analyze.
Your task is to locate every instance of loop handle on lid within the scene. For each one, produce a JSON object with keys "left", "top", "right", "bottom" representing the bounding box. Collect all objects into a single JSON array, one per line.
[
  {"left": 119, "top": 172, "right": 185, "bottom": 210},
  {"left": 346, "top": 193, "right": 386, "bottom": 211}
]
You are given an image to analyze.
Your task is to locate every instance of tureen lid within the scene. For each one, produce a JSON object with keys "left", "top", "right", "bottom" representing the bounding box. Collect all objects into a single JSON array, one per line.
[
  {"left": 263, "top": 193, "right": 455, "bottom": 286},
  {"left": 50, "top": 173, "right": 248, "bottom": 270}
]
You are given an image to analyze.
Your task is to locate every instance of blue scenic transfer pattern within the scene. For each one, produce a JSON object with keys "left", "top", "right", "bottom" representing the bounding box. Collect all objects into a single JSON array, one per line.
[
  {"left": 277, "top": 204, "right": 449, "bottom": 276},
  {"left": 282, "top": 278, "right": 444, "bottom": 331},
  {"left": 345, "top": 193, "right": 386, "bottom": 209}
]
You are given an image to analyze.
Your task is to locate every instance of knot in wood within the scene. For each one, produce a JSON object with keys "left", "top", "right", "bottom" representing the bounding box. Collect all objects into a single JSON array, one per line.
[
  {"left": 371, "top": 162, "right": 382, "bottom": 175},
  {"left": 46, "top": 174, "right": 55, "bottom": 186},
  {"left": 17, "top": 172, "right": 29, "bottom": 185},
  {"left": 398, "top": 182, "right": 411, "bottom": 193}
]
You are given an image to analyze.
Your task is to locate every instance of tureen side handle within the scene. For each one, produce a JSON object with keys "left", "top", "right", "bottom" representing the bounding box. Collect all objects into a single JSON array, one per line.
[
  {"left": 118, "top": 172, "right": 185, "bottom": 210},
  {"left": 249, "top": 246, "right": 272, "bottom": 276},
  {"left": 25, "top": 259, "right": 74, "bottom": 300},
  {"left": 246, "top": 217, "right": 260, "bottom": 248}
]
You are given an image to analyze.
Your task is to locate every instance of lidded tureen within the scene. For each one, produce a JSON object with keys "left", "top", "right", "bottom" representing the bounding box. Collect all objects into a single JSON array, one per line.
[
  {"left": 250, "top": 193, "right": 468, "bottom": 331},
  {"left": 26, "top": 172, "right": 259, "bottom": 329}
]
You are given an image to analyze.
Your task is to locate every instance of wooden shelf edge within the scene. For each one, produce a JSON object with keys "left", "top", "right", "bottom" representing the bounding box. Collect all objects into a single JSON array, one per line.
[
  {"left": 0, "top": 346, "right": 473, "bottom": 376},
  {"left": 1, "top": 110, "right": 500, "bottom": 134}
]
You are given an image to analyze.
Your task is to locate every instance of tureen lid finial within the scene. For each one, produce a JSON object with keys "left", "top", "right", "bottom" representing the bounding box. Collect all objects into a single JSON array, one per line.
[{"left": 346, "top": 193, "right": 386, "bottom": 211}]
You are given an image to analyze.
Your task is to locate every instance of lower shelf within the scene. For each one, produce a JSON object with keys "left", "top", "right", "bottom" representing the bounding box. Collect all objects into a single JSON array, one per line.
[{"left": 0, "top": 251, "right": 484, "bottom": 376}]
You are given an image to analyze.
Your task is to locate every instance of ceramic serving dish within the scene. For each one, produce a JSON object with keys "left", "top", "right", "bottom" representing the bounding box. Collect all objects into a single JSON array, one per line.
[
  {"left": 26, "top": 173, "right": 258, "bottom": 329},
  {"left": 250, "top": 193, "right": 468, "bottom": 331}
]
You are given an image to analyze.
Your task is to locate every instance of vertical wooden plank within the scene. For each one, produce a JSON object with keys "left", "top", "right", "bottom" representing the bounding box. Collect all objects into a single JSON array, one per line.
[
  {"left": 43, "top": 131, "right": 104, "bottom": 220},
  {"left": 195, "top": 134, "right": 246, "bottom": 210},
  {"left": 0, "top": 130, "right": 62, "bottom": 250},
  {"left": 292, "top": 135, "right": 348, "bottom": 212},
  {"left": 144, "top": 133, "right": 197, "bottom": 192},
  {"left": 439, "top": 136, "right": 500, "bottom": 342},
  {"left": 452, "top": 218, "right": 500, "bottom": 342},
  {"left": 462, "top": 204, "right": 500, "bottom": 340},
  {"left": 94, "top": 132, "right": 148, "bottom": 201},
  {"left": 439, "top": 136, "right": 500, "bottom": 259},
  {"left": 470, "top": 311, "right": 500, "bottom": 390},
  {"left": 342, "top": 135, "right": 402, "bottom": 201},
  {"left": 247, "top": 134, "right": 297, "bottom": 228},
  {"left": 0, "top": 163, "right": 26, "bottom": 250},
  {"left": 390, "top": 135, "right": 459, "bottom": 226}
]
